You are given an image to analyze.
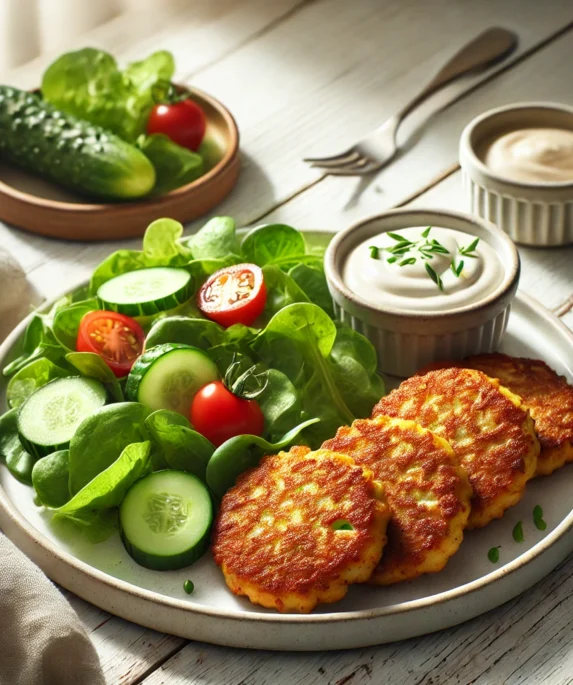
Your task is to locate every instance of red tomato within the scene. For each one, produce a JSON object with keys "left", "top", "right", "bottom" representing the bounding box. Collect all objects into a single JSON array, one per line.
[
  {"left": 147, "top": 99, "right": 206, "bottom": 151},
  {"left": 190, "top": 381, "right": 264, "bottom": 446},
  {"left": 197, "top": 264, "right": 267, "bottom": 328},
  {"left": 76, "top": 311, "right": 145, "bottom": 378}
]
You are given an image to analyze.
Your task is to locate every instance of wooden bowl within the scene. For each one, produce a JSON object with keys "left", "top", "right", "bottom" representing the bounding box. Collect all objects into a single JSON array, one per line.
[{"left": 0, "top": 86, "right": 239, "bottom": 241}]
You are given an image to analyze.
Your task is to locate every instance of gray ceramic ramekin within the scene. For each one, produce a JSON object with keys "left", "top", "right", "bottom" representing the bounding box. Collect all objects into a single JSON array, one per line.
[{"left": 325, "top": 208, "right": 520, "bottom": 377}]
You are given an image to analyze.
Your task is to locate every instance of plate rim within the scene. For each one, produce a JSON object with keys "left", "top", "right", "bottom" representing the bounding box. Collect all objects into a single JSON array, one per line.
[{"left": 1, "top": 278, "right": 572, "bottom": 627}]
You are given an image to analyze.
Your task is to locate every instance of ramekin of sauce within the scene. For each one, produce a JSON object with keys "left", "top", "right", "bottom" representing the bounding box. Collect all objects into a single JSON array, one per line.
[
  {"left": 460, "top": 103, "right": 573, "bottom": 246},
  {"left": 324, "top": 208, "right": 520, "bottom": 377}
]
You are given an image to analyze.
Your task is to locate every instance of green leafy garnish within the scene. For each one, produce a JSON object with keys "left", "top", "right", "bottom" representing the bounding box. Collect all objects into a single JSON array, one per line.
[
  {"left": 425, "top": 263, "right": 444, "bottom": 291},
  {"left": 512, "top": 521, "right": 524, "bottom": 543},
  {"left": 533, "top": 505, "right": 547, "bottom": 531},
  {"left": 459, "top": 238, "right": 480, "bottom": 257},
  {"left": 421, "top": 226, "right": 432, "bottom": 238},
  {"left": 488, "top": 546, "right": 501, "bottom": 563},
  {"left": 369, "top": 246, "right": 380, "bottom": 259},
  {"left": 451, "top": 260, "right": 464, "bottom": 278}
]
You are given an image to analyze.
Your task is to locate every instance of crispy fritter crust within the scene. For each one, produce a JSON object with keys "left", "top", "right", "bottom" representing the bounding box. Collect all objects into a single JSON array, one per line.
[
  {"left": 323, "top": 416, "right": 472, "bottom": 584},
  {"left": 212, "top": 446, "right": 390, "bottom": 613},
  {"left": 464, "top": 354, "right": 573, "bottom": 476},
  {"left": 373, "top": 368, "right": 539, "bottom": 528}
]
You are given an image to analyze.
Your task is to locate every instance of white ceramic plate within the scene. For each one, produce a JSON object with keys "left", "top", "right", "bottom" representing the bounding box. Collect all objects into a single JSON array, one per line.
[{"left": 0, "top": 234, "right": 572, "bottom": 650}]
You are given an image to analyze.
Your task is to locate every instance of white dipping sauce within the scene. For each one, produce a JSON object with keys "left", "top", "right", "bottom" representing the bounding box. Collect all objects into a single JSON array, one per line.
[
  {"left": 342, "top": 226, "right": 504, "bottom": 313},
  {"left": 484, "top": 128, "right": 573, "bottom": 183}
]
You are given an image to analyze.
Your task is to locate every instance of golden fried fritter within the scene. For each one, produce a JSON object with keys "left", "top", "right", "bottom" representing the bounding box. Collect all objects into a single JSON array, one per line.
[
  {"left": 212, "top": 446, "right": 390, "bottom": 613},
  {"left": 373, "top": 368, "right": 539, "bottom": 528},
  {"left": 323, "top": 416, "right": 472, "bottom": 585},
  {"left": 463, "top": 354, "right": 573, "bottom": 476}
]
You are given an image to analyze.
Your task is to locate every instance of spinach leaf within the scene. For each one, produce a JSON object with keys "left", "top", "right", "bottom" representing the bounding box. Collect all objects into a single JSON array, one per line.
[
  {"left": 261, "top": 264, "right": 310, "bottom": 318},
  {"left": 3, "top": 315, "right": 65, "bottom": 377},
  {"left": 329, "top": 325, "right": 385, "bottom": 418},
  {"left": 66, "top": 352, "right": 124, "bottom": 402},
  {"left": 52, "top": 299, "right": 98, "bottom": 349},
  {"left": 241, "top": 224, "right": 307, "bottom": 267},
  {"left": 146, "top": 316, "right": 224, "bottom": 349},
  {"left": 187, "top": 217, "right": 240, "bottom": 260},
  {"left": 288, "top": 263, "right": 334, "bottom": 318},
  {"left": 0, "top": 409, "right": 34, "bottom": 484},
  {"left": 7, "top": 358, "right": 71, "bottom": 408},
  {"left": 255, "top": 303, "right": 362, "bottom": 444},
  {"left": 68, "top": 402, "right": 151, "bottom": 494},
  {"left": 32, "top": 450, "right": 70, "bottom": 508},
  {"left": 257, "top": 369, "right": 302, "bottom": 442},
  {"left": 55, "top": 441, "right": 152, "bottom": 542},
  {"left": 206, "top": 418, "right": 319, "bottom": 498},
  {"left": 138, "top": 134, "right": 204, "bottom": 195},
  {"left": 42, "top": 48, "right": 175, "bottom": 142},
  {"left": 145, "top": 409, "right": 215, "bottom": 480}
]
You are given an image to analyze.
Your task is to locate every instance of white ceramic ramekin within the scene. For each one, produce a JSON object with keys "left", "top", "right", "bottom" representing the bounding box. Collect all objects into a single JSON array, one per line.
[
  {"left": 325, "top": 208, "right": 520, "bottom": 377},
  {"left": 460, "top": 102, "right": 573, "bottom": 246}
]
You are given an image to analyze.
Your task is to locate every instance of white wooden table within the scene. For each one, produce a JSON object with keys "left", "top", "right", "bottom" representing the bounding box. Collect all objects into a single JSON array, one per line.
[{"left": 2, "top": 2, "right": 573, "bottom": 683}]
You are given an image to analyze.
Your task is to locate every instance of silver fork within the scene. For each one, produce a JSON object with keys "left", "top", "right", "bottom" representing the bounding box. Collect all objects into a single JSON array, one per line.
[{"left": 303, "top": 27, "right": 518, "bottom": 176}]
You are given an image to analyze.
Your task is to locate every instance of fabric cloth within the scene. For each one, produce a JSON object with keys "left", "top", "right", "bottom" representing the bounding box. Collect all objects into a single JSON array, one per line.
[{"left": 0, "top": 533, "right": 105, "bottom": 685}]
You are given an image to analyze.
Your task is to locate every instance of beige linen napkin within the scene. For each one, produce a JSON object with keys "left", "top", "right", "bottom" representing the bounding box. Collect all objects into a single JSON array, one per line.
[
  {"left": 0, "top": 250, "right": 104, "bottom": 684},
  {"left": 0, "top": 533, "right": 105, "bottom": 685}
]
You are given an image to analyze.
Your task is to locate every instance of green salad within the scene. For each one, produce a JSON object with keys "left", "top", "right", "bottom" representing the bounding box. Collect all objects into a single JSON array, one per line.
[
  {"left": 0, "top": 48, "right": 213, "bottom": 200},
  {"left": 0, "top": 219, "right": 385, "bottom": 571}
]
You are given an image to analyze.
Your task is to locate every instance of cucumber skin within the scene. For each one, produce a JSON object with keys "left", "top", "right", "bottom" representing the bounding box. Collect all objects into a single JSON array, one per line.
[
  {"left": 120, "top": 519, "right": 210, "bottom": 571},
  {"left": 125, "top": 343, "right": 215, "bottom": 404},
  {"left": 119, "top": 469, "right": 213, "bottom": 571},
  {"left": 0, "top": 86, "right": 155, "bottom": 200},
  {"left": 97, "top": 270, "right": 193, "bottom": 317}
]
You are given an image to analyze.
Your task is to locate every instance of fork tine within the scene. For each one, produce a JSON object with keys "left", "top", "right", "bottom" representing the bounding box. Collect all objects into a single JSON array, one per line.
[
  {"left": 323, "top": 159, "right": 381, "bottom": 176},
  {"left": 303, "top": 149, "right": 360, "bottom": 166}
]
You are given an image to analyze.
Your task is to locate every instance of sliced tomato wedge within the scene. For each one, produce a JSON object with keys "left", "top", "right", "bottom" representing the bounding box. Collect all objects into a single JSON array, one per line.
[
  {"left": 197, "top": 264, "right": 267, "bottom": 328},
  {"left": 76, "top": 310, "right": 145, "bottom": 378}
]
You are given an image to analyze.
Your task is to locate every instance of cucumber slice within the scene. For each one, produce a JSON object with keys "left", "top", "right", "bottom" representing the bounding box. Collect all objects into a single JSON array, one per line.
[
  {"left": 97, "top": 267, "right": 192, "bottom": 316},
  {"left": 126, "top": 343, "right": 218, "bottom": 416},
  {"left": 17, "top": 377, "right": 107, "bottom": 458},
  {"left": 119, "top": 470, "right": 213, "bottom": 570}
]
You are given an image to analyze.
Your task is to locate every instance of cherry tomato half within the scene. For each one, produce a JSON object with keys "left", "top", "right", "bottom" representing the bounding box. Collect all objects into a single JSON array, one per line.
[
  {"left": 197, "top": 263, "right": 267, "bottom": 328},
  {"left": 190, "top": 381, "right": 265, "bottom": 446},
  {"left": 76, "top": 311, "right": 145, "bottom": 378},
  {"left": 147, "top": 99, "right": 206, "bottom": 152}
]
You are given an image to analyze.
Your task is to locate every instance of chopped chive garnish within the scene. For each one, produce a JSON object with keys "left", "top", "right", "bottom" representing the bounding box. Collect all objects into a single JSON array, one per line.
[
  {"left": 488, "top": 546, "right": 501, "bottom": 563},
  {"left": 369, "top": 245, "right": 379, "bottom": 259},
  {"left": 183, "top": 580, "right": 194, "bottom": 594},
  {"left": 451, "top": 260, "right": 464, "bottom": 277},
  {"left": 512, "top": 521, "right": 524, "bottom": 543},
  {"left": 387, "top": 232, "right": 413, "bottom": 243},
  {"left": 533, "top": 505, "right": 547, "bottom": 531},
  {"left": 379, "top": 227, "right": 481, "bottom": 291},
  {"left": 425, "top": 263, "right": 444, "bottom": 291},
  {"left": 459, "top": 237, "right": 480, "bottom": 257}
]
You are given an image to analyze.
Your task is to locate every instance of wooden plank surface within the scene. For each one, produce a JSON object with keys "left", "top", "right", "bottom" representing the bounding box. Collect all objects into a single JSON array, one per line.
[{"left": 1, "top": 1, "right": 572, "bottom": 683}]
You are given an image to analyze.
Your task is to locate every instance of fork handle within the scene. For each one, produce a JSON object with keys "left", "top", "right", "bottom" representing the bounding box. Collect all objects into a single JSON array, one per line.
[{"left": 400, "top": 28, "right": 518, "bottom": 120}]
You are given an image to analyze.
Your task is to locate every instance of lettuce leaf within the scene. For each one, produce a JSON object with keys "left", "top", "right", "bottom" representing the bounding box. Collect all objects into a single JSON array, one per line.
[
  {"left": 137, "top": 134, "right": 204, "bottom": 195},
  {"left": 42, "top": 48, "right": 175, "bottom": 142}
]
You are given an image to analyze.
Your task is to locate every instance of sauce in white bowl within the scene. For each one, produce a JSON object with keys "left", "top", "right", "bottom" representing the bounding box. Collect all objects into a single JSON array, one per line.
[{"left": 342, "top": 226, "right": 504, "bottom": 314}]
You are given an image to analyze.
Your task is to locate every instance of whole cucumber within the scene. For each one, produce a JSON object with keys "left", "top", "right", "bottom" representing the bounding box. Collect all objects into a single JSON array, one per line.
[{"left": 0, "top": 86, "right": 155, "bottom": 200}]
